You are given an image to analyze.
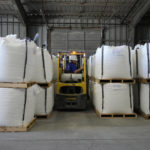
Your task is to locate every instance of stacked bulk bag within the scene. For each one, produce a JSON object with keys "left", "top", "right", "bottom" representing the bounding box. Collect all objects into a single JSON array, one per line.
[
  {"left": 136, "top": 43, "right": 150, "bottom": 116},
  {"left": 94, "top": 45, "right": 133, "bottom": 79},
  {"left": 0, "top": 35, "right": 36, "bottom": 82},
  {"left": 35, "top": 84, "right": 54, "bottom": 116},
  {"left": 131, "top": 50, "right": 137, "bottom": 78},
  {"left": 93, "top": 83, "right": 134, "bottom": 114},
  {"left": 52, "top": 55, "right": 57, "bottom": 81},
  {"left": 34, "top": 47, "right": 53, "bottom": 83},
  {"left": 0, "top": 85, "right": 37, "bottom": 126},
  {"left": 87, "top": 56, "right": 92, "bottom": 77},
  {"left": 136, "top": 43, "right": 150, "bottom": 78},
  {"left": 140, "top": 84, "right": 150, "bottom": 115}
]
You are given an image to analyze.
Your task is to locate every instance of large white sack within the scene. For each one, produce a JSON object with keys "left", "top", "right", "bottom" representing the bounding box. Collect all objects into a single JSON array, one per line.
[
  {"left": 0, "top": 35, "right": 36, "bottom": 82},
  {"left": 91, "top": 55, "right": 96, "bottom": 78},
  {"left": 136, "top": 43, "right": 150, "bottom": 78},
  {"left": 131, "top": 50, "right": 137, "bottom": 78},
  {"left": 140, "top": 83, "right": 150, "bottom": 115},
  {"left": 94, "top": 45, "right": 133, "bottom": 79},
  {"left": 92, "top": 82, "right": 102, "bottom": 111},
  {"left": 35, "top": 84, "right": 54, "bottom": 115},
  {"left": 52, "top": 55, "right": 57, "bottom": 80},
  {"left": 34, "top": 47, "right": 53, "bottom": 83},
  {"left": 93, "top": 83, "right": 134, "bottom": 114},
  {"left": 94, "top": 47, "right": 102, "bottom": 79},
  {"left": 0, "top": 85, "right": 36, "bottom": 126},
  {"left": 87, "top": 56, "right": 92, "bottom": 77}
]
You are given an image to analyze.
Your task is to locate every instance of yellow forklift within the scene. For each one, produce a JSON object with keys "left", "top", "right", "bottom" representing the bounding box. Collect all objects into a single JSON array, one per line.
[{"left": 55, "top": 51, "right": 88, "bottom": 110}]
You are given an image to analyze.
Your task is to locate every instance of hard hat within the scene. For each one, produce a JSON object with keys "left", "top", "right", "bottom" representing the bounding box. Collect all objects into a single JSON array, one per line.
[{"left": 69, "top": 55, "right": 77, "bottom": 61}]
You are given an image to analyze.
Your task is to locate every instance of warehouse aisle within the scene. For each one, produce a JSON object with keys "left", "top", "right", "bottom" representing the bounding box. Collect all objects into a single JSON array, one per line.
[{"left": 0, "top": 111, "right": 150, "bottom": 150}]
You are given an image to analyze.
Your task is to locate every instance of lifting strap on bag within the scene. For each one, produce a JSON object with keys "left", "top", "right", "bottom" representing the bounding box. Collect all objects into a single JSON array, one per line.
[
  {"left": 128, "top": 46, "right": 132, "bottom": 77},
  {"left": 101, "top": 46, "right": 104, "bottom": 77},
  {"left": 23, "top": 39, "right": 28, "bottom": 79},
  {"left": 41, "top": 47, "right": 46, "bottom": 81},
  {"left": 22, "top": 89, "right": 27, "bottom": 121},
  {"left": 102, "top": 84, "right": 104, "bottom": 110},
  {"left": 129, "top": 84, "right": 132, "bottom": 109},
  {"left": 147, "top": 43, "right": 150, "bottom": 78},
  {"left": 45, "top": 88, "right": 47, "bottom": 114}
]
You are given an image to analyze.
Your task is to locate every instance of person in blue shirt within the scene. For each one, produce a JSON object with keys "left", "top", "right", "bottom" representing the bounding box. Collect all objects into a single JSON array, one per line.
[{"left": 66, "top": 55, "right": 83, "bottom": 73}]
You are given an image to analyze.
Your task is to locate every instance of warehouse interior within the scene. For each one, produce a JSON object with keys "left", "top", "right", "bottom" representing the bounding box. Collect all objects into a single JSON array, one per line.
[{"left": 0, "top": 0, "right": 150, "bottom": 150}]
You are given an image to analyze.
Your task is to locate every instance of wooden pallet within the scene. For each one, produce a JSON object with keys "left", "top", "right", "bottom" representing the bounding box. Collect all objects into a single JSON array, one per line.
[
  {"left": 0, "top": 118, "right": 36, "bottom": 132},
  {"left": 0, "top": 82, "right": 35, "bottom": 88},
  {"left": 36, "top": 111, "right": 53, "bottom": 119},
  {"left": 37, "top": 81, "right": 54, "bottom": 88},
  {"left": 89, "top": 77, "right": 136, "bottom": 84},
  {"left": 140, "top": 111, "right": 150, "bottom": 119},
  {"left": 95, "top": 109, "right": 137, "bottom": 119},
  {"left": 139, "top": 78, "right": 150, "bottom": 83}
]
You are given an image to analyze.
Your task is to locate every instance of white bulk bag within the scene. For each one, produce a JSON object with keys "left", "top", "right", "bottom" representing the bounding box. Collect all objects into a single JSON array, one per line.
[
  {"left": 34, "top": 47, "right": 53, "bottom": 83},
  {"left": 94, "top": 45, "right": 133, "bottom": 79},
  {"left": 93, "top": 83, "right": 133, "bottom": 114},
  {"left": 44, "top": 50, "right": 53, "bottom": 82},
  {"left": 92, "top": 82, "right": 102, "bottom": 111},
  {"left": 52, "top": 55, "right": 57, "bottom": 80},
  {"left": 140, "top": 83, "right": 150, "bottom": 115},
  {"left": 91, "top": 55, "right": 96, "bottom": 78},
  {"left": 0, "top": 86, "right": 36, "bottom": 126},
  {"left": 136, "top": 43, "right": 150, "bottom": 78},
  {"left": 0, "top": 35, "right": 36, "bottom": 82},
  {"left": 35, "top": 84, "right": 54, "bottom": 115},
  {"left": 94, "top": 47, "right": 102, "bottom": 79},
  {"left": 34, "top": 47, "right": 44, "bottom": 82},
  {"left": 87, "top": 56, "right": 92, "bottom": 77},
  {"left": 131, "top": 50, "right": 137, "bottom": 78}
]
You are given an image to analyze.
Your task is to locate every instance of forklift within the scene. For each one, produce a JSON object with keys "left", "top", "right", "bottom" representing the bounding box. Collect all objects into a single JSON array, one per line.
[{"left": 54, "top": 51, "right": 88, "bottom": 110}]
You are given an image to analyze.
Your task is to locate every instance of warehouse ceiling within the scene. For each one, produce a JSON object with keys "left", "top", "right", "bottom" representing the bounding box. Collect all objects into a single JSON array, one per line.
[{"left": 0, "top": 0, "right": 150, "bottom": 26}]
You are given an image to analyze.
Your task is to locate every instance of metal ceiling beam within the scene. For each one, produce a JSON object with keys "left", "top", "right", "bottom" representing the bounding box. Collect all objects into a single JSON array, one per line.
[
  {"left": 11, "top": 0, "right": 27, "bottom": 25},
  {"left": 121, "top": 0, "right": 139, "bottom": 24},
  {"left": 130, "top": 0, "right": 150, "bottom": 27},
  {"left": 22, "top": 1, "right": 127, "bottom": 7}
]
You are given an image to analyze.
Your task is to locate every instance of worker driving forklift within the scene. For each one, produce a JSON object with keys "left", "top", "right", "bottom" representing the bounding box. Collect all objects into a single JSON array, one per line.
[
  {"left": 55, "top": 51, "right": 88, "bottom": 110},
  {"left": 66, "top": 55, "right": 83, "bottom": 73}
]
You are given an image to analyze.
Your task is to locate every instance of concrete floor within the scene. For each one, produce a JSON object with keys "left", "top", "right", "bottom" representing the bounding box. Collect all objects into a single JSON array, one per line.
[{"left": 0, "top": 110, "right": 150, "bottom": 150}]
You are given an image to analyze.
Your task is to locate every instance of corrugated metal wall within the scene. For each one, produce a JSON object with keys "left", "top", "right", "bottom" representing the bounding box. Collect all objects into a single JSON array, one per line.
[
  {"left": 0, "top": 15, "right": 26, "bottom": 38},
  {"left": 28, "top": 19, "right": 128, "bottom": 56}
]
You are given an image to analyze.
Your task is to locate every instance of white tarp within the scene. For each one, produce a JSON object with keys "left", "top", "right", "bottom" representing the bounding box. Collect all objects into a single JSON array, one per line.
[
  {"left": 0, "top": 35, "right": 36, "bottom": 82},
  {"left": 34, "top": 47, "right": 53, "bottom": 83},
  {"left": 35, "top": 84, "right": 54, "bottom": 115},
  {"left": 140, "top": 83, "right": 150, "bottom": 115},
  {"left": 93, "top": 83, "right": 134, "bottom": 114},
  {"left": 93, "top": 45, "right": 133, "bottom": 79},
  {"left": 136, "top": 43, "right": 150, "bottom": 78},
  {"left": 0, "top": 85, "right": 37, "bottom": 126}
]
